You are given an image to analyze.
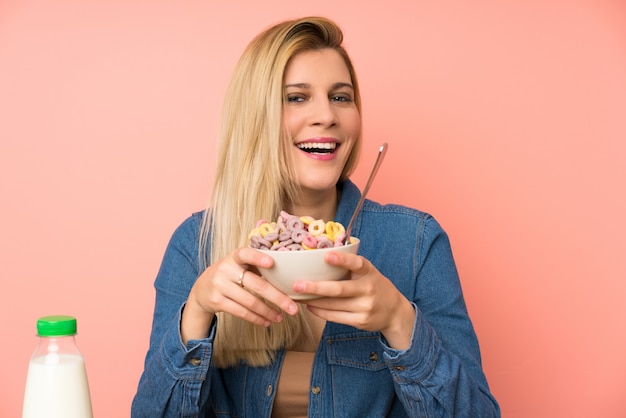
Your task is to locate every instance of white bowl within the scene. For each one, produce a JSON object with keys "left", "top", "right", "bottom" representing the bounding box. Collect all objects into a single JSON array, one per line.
[{"left": 257, "top": 238, "right": 360, "bottom": 300}]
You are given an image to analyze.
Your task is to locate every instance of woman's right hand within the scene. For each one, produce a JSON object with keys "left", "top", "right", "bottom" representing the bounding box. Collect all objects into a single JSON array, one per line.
[{"left": 181, "top": 246, "right": 299, "bottom": 344}]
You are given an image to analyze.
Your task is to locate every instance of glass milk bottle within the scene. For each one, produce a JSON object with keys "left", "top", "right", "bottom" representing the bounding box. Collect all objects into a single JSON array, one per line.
[{"left": 22, "top": 315, "right": 93, "bottom": 418}]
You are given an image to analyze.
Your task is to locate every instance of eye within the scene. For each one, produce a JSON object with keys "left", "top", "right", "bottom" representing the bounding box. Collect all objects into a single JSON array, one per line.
[
  {"left": 286, "top": 94, "right": 306, "bottom": 103},
  {"left": 330, "top": 94, "right": 353, "bottom": 103}
]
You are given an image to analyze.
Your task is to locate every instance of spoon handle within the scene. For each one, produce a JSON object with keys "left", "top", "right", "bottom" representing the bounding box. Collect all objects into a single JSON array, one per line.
[{"left": 344, "top": 142, "right": 388, "bottom": 244}]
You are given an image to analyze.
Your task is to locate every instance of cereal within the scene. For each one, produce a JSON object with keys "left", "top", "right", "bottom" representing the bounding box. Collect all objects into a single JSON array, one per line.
[
  {"left": 286, "top": 216, "right": 304, "bottom": 231},
  {"left": 248, "top": 210, "right": 349, "bottom": 251},
  {"left": 316, "top": 237, "right": 333, "bottom": 249},
  {"left": 308, "top": 219, "right": 325, "bottom": 236},
  {"left": 324, "top": 221, "right": 345, "bottom": 241},
  {"left": 302, "top": 235, "right": 318, "bottom": 250},
  {"left": 299, "top": 215, "right": 315, "bottom": 225},
  {"left": 333, "top": 232, "right": 347, "bottom": 247},
  {"left": 258, "top": 223, "right": 275, "bottom": 237},
  {"left": 291, "top": 229, "right": 307, "bottom": 243}
]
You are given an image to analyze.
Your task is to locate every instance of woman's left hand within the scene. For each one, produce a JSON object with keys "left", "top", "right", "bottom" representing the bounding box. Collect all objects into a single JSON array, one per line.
[{"left": 292, "top": 251, "right": 416, "bottom": 350}]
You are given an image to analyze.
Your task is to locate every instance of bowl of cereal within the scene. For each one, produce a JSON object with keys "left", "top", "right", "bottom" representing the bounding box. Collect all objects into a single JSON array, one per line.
[{"left": 249, "top": 211, "right": 360, "bottom": 300}]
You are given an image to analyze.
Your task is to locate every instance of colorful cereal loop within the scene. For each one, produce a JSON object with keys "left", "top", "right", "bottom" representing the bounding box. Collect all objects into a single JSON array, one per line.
[{"left": 308, "top": 219, "right": 326, "bottom": 236}]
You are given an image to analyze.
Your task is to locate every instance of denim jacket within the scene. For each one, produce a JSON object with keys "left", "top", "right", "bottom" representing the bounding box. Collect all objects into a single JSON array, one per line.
[{"left": 132, "top": 180, "right": 500, "bottom": 417}]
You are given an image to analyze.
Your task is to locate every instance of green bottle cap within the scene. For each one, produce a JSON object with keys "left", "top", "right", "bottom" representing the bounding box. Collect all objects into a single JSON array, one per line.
[{"left": 36, "top": 315, "right": 77, "bottom": 337}]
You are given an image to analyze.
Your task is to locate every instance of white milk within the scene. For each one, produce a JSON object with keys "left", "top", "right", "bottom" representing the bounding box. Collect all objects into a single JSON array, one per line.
[{"left": 22, "top": 354, "right": 93, "bottom": 418}]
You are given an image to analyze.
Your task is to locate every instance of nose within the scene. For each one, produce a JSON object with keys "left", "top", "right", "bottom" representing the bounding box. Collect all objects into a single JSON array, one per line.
[{"left": 310, "top": 98, "right": 337, "bottom": 128}]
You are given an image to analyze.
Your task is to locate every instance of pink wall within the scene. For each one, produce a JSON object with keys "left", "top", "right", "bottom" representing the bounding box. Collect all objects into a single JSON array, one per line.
[{"left": 2, "top": 1, "right": 625, "bottom": 416}]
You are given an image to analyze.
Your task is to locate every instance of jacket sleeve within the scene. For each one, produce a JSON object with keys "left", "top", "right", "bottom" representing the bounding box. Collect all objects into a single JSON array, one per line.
[
  {"left": 380, "top": 215, "right": 501, "bottom": 417},
  {"left": 131, "top": 214, "right": 215, "bottom": 418}
]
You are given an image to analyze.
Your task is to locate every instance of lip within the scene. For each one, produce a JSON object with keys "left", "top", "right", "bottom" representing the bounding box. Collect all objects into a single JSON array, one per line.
[
  {"left": 295, "top": 137, "right": 340, "bottom": 145},
  {"left": 295, "top": 137, "right": 340, "bottom": 161}
]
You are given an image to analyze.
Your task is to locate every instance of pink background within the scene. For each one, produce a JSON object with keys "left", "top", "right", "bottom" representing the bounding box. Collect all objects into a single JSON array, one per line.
[{"left": 2, "top": 1, "right": 625, "bottom": 417}]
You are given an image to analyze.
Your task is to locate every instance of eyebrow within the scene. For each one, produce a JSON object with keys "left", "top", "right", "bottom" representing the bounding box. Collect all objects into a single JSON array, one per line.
[{"left": 283, "top": 82, "right": 354, "bottom": 90}]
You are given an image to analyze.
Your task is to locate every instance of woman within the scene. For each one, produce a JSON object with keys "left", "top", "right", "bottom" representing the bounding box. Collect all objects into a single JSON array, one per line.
[{"left": 132, "top": 16, "right": 500, "bottom": 417}]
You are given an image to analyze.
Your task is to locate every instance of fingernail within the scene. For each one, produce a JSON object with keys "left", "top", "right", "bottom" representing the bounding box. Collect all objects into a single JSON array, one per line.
[
  {"left": 293, "top": 282, "right": 305, "bottom": 292},
  {"left": 275, "top": 313, "right": 284, "bottom": 322},
  {"left": 264, "top": 320, "right": 271, "bottom": 327},
  {"left": 288, "top": 303, "right": 297, "bottom": 314}
]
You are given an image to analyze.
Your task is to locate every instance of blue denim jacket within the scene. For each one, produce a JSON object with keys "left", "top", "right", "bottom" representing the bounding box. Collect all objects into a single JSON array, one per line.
[{"left": 132, "top": 180, "right": 500, "bottom": 417}]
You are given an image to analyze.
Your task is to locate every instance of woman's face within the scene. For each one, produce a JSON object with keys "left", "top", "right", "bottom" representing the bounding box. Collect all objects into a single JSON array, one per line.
[{"left": 282, "top": 48, "right": 361, "bottom": 196}]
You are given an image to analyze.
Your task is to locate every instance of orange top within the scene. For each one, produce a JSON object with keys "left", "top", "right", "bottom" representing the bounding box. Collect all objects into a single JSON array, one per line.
[{"left": 271, "top": 351, "right": 315, "bottom": 418}]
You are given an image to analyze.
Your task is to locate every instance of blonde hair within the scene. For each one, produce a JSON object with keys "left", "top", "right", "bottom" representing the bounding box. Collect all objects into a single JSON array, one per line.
[{"left": 200, "top": 16, "right": 362, "bottom": 368}]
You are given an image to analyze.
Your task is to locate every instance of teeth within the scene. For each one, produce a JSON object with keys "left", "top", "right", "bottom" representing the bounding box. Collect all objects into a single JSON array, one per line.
[{"left": 297, "top": 142, "right": 337, "bottom": 150}]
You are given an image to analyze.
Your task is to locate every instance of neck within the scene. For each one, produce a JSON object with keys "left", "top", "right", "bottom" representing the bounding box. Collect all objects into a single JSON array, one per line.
[{"left": 287, "top": 186, "right": 339, "bottom": 221}]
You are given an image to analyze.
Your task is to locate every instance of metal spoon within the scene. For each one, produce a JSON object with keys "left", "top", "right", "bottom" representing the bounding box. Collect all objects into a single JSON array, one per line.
[{"left": 344, "top": 142, "right": 388, "bottom": 245}]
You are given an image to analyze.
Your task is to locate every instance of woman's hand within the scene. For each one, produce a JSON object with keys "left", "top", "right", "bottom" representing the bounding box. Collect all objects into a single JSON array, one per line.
[
  {"left": 292, "top": 251, "right": 416, "bottom": 350},
  {"left": 181, "top": 246, "right": 299, "bottom": 344}
]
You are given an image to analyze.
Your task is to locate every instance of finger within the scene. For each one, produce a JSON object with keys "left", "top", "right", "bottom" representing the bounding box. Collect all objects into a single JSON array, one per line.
[
  {"left": 306, "top": 304, "right": 375, "bottom": 331},
  {"left": 219, "top": 282, "right": 287, "bottom": 325},
  {"left": 236, "top": 271, "right": 299, "bottom": 316},
  {"left": 323, "top": 251, "right": 369, "bottom": 275},
  {"left": 289, "top": 254, "right": 366, "bottom": 298},
  {"left": 292, "top": 279, "right": 355, "bottom": 298},
  {"left": 218, "top": 294, "right": 274, "bottom": 327},
  {"left": 233, "top": 246, "right": 275, "bottom": 270},
  {"left": 199, "top": 267, "right": 285, "bottom": 325}
]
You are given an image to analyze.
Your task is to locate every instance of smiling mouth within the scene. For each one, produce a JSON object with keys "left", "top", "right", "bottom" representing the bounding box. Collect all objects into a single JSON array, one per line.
[{"left": 296, "top": 142, "right": 338, "bottom": 154}]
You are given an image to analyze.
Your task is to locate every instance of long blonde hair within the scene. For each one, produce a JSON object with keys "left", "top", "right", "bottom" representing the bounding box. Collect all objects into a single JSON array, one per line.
[{"left": 200, "top": 16, "right": 362, "bottom": 368}]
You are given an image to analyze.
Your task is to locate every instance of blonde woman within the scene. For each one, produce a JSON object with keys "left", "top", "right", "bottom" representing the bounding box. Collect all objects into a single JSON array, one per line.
[{"left": 132, "top": 16, "right": 500, "bottom": 417}]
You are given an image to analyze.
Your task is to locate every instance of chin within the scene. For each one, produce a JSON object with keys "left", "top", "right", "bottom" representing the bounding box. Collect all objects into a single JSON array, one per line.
[{"left": 298, "top": 178, "right": 340, "bottom": 193}]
